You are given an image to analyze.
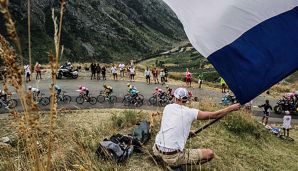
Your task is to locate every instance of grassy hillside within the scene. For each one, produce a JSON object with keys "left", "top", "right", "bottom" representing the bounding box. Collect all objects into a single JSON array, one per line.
[{"left": 1, "top": 101, "right": 297, "bottom": 170}]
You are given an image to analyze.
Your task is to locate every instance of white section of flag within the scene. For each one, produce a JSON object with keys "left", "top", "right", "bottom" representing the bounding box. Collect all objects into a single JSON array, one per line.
[{"left": 163, "top": 0, "right": 298, "bottom": 57}]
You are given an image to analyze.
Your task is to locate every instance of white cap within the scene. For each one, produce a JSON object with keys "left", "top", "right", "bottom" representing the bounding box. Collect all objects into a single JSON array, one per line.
[
  {"left": 174, "top": 88, "right": 189, "bottom": 101},
  {"left": 285, "top": 111, "right": 290, "bottom": 115}
]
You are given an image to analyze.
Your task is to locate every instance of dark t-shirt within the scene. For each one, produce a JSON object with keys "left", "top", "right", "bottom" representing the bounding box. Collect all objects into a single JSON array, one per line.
[
  {"left": 101, "top": 67, "right": 106, "bottom": 74},
  {"left": 259, "top": 103, "right": 272, "bottom": 113}
]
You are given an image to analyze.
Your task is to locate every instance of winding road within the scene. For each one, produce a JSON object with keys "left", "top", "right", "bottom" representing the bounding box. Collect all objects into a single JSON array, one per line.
[{"left": 0, "top": 78, "right": 297, "bottom": 123}]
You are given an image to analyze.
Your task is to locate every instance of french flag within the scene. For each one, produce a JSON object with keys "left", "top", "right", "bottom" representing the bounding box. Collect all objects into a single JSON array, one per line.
[{"left": 163, "top": 0, "right": 298, "bottom": 104}]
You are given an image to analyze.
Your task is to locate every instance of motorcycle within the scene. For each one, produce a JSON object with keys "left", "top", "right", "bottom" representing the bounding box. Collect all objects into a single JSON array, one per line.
[
  {"left": 274, "top": 96, "right": 298, "bottom": 114},
  {"left": 56, "top": 65, "right": 79, "bottom": 79},
  {"left": 220, "top": 94, "right": 237, "bottom": 106}
]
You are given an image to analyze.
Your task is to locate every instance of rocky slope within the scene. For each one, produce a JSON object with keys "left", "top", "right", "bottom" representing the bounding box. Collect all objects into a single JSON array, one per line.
[{"left": 0, "top": 0, "right": 186, "bottom": 63}]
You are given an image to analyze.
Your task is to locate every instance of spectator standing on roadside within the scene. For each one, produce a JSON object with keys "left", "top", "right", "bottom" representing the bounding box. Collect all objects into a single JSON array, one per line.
[
  {"left": 119, "top": 63, "right": 125, "bottom": 78},
  {"left": 24, "top": 64, "right": 31, "bottom": 83},
  {"left": 34, "top": 62, "right": 42, "bottom": 80},
  {"left": 130, "top": 66, "right": 136, "bottom": 82},
  {"left": 90, "top": 63, "right": 96, "bottom": 80},
  {"left": 164, "top": 67, "right": 169, "bottom": 82},
  {"left": 96, "top": 64, "right": 101, "bottom": 80},
  {"left": 111, "top": 64, "right": 118, "bottom": 80},
  {"left": 160, "top": 69, "right": 166, "bottom": 85},
  {"left": 185, "top": 68, "right": 192, "bottom": 87},
  {"left": 152, "top": 67, "right": 159, "bottom": 84},
  {"left": 198, "top": 74, "right": 203, "bottom": 89},
  {"left": 101, "top": 65, "right": 106, "bottom": 80},
  {"left": 220, "top": 77, "right": 227, "bottom": 93},
  {"left": 144, "top": 67, "right": 151, "bottom": 85}
]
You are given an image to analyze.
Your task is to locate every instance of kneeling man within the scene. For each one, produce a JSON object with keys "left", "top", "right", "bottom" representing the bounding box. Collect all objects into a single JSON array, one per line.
[{"left": 153, "top": 88, "right": 240, "bottom": 166}]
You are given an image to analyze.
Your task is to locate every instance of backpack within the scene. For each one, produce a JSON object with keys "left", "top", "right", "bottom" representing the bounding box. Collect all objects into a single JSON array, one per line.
[
  {"left": 132, "top": 121, "right": 151, "bottom": 145},
  {"left": 96, "top": 134, "right": 134, "bottom": 163}
]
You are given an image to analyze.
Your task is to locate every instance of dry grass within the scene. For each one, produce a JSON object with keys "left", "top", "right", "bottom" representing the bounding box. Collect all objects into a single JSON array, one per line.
[
  {"left": 0, "top": 1, "right": 66, "bottom": 170},
  {"left": 1, "top": 104, "right": 298, "bottom": 171}
]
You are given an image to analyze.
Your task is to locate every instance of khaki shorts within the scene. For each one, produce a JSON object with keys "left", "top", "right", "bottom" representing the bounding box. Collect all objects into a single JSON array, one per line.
[{"left": 152, "top": 145, "right": 203, "bottom": 166}]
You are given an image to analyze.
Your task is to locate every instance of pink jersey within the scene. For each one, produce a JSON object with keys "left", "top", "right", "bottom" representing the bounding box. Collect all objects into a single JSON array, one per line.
[
  {"left": 79, "top": 87, "right": 88, "bottom": 93},
  {"left": 185, "top": 71, "right": 192, "bottom": 79}
]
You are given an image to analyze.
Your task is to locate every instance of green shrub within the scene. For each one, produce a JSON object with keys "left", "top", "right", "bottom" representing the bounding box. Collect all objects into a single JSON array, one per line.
[
  {"left": 111, "top": 110, "right": 141, "bottom": 129},
  {"left": 123, "top": 110, "right": 138, "bottom": 126},
  {"left": 111, "top": 114, "right": 125, "bottom": 128},
  {"left": 223, "top": 112, "right": 258, "bottom": 135}
]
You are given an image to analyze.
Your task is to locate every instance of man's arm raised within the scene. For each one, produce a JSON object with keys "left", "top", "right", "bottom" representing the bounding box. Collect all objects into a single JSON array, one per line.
[{"left": 197, "top": 103, "right": 241, "bottom": 120}]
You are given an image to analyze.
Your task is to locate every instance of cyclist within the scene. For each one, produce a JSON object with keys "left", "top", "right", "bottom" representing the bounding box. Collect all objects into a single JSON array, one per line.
[
  {"left": 54, "top": 85, "right": 62, "bottom": 96},
  {"left": 0, "top": 90, "right": 9, "bottom": 109},
  {"left": 79, "top": 85, "right": 89, "bottom": 97},
  {"left": 28, "top": 86, "right": 40, "bottom": 98},
  {"left": 154, "top": 87, "right": 166, "bottom": 101},
  {"left": 103, "top": 84, "right": 113, "bottom": 97},
  {"left": 166, "top": 85, "right": 173, "bottom": 96},
  {"left": 127, "top": 83, "right": 138, "bottom": 98},
  {"left": 0, "top": 89, "right": 7, "bottom": 102}
]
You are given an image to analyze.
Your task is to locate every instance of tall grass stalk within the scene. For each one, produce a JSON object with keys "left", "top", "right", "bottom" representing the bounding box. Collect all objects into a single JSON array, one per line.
[
  {"left": 47, "top": 1, "right": 65, "bottom": 170},
  {"left": 28, "top": 0, "right": 32, "bottom": 73}
]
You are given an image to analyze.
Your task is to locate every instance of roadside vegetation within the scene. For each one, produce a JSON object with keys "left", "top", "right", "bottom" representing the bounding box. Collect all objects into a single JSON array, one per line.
[{"left": 1, "top": 102, "right": 297, "bottom": 171}]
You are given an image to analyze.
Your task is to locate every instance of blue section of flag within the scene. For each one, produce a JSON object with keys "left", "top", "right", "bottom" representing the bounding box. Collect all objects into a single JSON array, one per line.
[{"left": 208, "top": 7, "right": 298, "bottom": 104}]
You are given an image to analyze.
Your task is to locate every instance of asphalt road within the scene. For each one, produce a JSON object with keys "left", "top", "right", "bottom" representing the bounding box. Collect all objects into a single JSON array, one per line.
[{"left": 0, "top": 78, "right": 297, "bottom": 123}]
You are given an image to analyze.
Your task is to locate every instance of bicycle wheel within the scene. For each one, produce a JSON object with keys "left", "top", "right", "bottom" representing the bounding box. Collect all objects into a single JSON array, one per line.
[
  {"left": 123, "top": 97, "right": 131, "bottom": 106},
  {"left": 7, "top": 99, "right": 17, "bottom": 108},
  {"left": 136, "top": 99, "right": 143, "bottom": 107},
  {"left": 97, "top": 95, "right": 105, "bottom": 103},
  {"left": 149, "top": 96, "right": 157, "bottom": 106},
  {"left": 109, "top": 95, "right": 117, "bottom": 104},
  {"left": 89, "top": 97, "right": 97, "bottom": 105},
  {"left": 63, "top": 95, "right": 71, "bottom": 104},
  {"left": 40, "top": 97, "right": 50, "bottom": 106},
  {"left": 122, "top": 94, "right": 130, "bottom": 103},
  {"left": 76, "top": 96, "right": 85, "bottom": 105}
]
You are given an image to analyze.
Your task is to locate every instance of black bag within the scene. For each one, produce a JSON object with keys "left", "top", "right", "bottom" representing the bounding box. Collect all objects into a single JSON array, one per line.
[
  {"left": 132, "top": 121, "right": 151, "bottom": 144},
  {"left": 96, "top": 134, "right": 134, "bottom": 163}
]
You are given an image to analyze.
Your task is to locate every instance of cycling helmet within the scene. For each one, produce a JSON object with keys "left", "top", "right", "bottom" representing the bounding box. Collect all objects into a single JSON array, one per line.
[
  {"left": 155, "top": 87, "right": 159, "bottom": 91},
  {"left": 79, "top": 85, "right": 82, "bottom": 90},
  {"left": 127, "top": 83, "right": 131, "bottom": 87},
  {"left": 28, "top": 86, "right": 32, "bottom": 90},
  {"left": 103, "top": 84, "right": 107, "bottom": 88},
  {"left": 166, "top": 85, "right": 169, "bottom": 88}
]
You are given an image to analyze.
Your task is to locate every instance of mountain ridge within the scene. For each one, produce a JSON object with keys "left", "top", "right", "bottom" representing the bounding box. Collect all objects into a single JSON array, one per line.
[{"left": 0, "top": 0, "right": 186, "bottom": 63}]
